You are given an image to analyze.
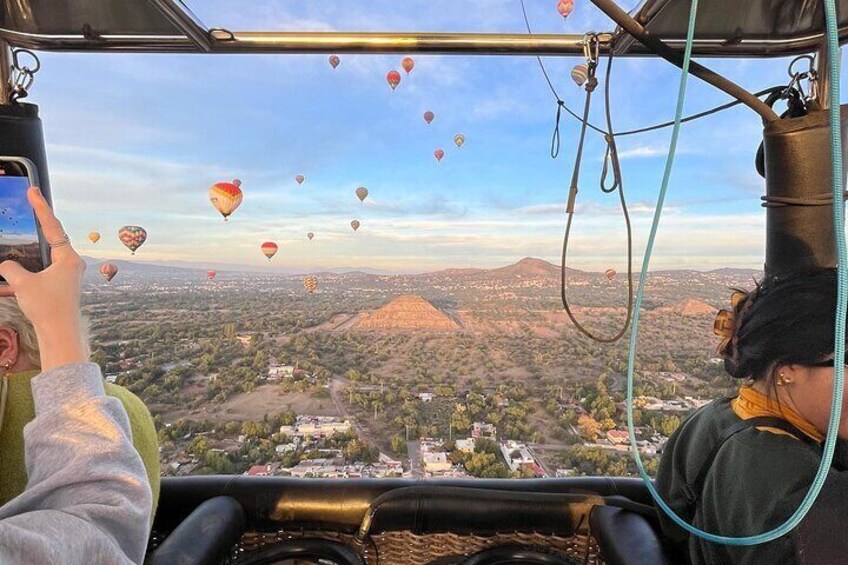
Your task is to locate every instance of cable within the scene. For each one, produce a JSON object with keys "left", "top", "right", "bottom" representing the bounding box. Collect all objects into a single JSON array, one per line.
[{"left": 624, "top": 0, "right": 846, "bottom": 546}]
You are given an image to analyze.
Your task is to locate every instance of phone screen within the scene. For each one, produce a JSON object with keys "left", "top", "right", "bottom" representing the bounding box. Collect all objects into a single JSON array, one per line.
[{"left": 0, "top": 171, "right": 44, "bottom": 276}]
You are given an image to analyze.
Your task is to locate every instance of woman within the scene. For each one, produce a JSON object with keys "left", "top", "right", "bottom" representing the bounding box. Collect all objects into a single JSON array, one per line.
[
  {"left": 657, "top": 268, "right": 848, "bottom": 564},
  {"left": 0, "top": 186, "right": 152, "bottom": 563}
]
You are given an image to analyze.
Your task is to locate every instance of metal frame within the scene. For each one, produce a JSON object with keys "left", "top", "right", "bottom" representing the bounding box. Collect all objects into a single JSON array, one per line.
[{"left": 0, "top": 40, "right": 10, "bottom": 104}]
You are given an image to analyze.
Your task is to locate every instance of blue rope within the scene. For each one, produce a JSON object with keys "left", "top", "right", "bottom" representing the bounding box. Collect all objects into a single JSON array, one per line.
[{"left": 625, "top": 0, "right": 846, "bottom": 545}]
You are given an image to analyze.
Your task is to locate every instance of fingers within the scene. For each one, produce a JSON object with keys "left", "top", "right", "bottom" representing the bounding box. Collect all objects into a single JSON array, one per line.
[
  {"left": 0, "top": 285, "right": 15, "bottom": 297},
  {"left": 27, "top": 187, "right": 78, "bottom": 263},
  {"left": 0, "top": 260, "right": 30, "bottom": 289}
]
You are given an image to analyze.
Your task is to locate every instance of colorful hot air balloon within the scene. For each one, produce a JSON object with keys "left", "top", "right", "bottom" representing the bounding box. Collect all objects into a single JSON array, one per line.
[
  {"left": 100, "top": 263, "right": 118, "bottom": 282},
  {"left": 304, "top": 276, "right": 318, "bottom": 294},
  {"left": 402, "top": 57, "right": 415, "bottom": 74},
  {"left": 605, "top": 268, "right": 617, "bottom": 281},
  {"left": 424, "top": 111, "right": 435, "bottom": 124},
  {"left": 356, "top": 186, "right": 369, "bottom": 202},
  {"left": 88, "top": 231, "right": 101, "bottom": 244},
  {"left": 209, "top": 179, "right": 243, "bottom": 221},
  {"left": 295, "top": 174, "right": 305, "bottom": 185},
  {"left": 207, "top": 270, "right": 217, "bottom": 280},
  {"left": 571, "top": 63, "right": 589, "bottom": 87},
  {"left": 386, "top": 70, "right": 401, "bottom": 90},
  {"left": 557, "top": 0, "right": 574, "bottom": 18},
  {"left": 350, "top": 220, "right": 361, "bottom": 232},
  {"left": 434, "top": 148, "right": 445, "bottom": 162},
  {"left": 307, "top": 232, "right": 315, "bottom": 241},
  {"left": 261, "top": 241, "right": 278, "bottom": 260},
  {"left": 454, "top": 134, "right": 466, "bottom": 148},
  {"left": 329, "top": 55, "right": 340, "bottom": 69},
  {"left": 118, "top": 226, "right": 147, "bottom": 255}
]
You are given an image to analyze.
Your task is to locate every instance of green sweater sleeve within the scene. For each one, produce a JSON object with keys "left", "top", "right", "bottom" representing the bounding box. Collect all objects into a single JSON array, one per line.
[{"left": 0, "top": 370, "right": 160, "bottom": 525}]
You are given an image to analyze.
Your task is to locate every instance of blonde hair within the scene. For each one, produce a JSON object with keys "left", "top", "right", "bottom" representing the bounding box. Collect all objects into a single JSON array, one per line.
[{"left": 0, "top": 298, "right": 91, "bottom": 369}]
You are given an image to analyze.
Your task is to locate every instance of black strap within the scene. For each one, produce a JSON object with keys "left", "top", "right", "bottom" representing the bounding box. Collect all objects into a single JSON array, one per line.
[{"left": 683, "top": 416, "right": 818, "bottom": 509}]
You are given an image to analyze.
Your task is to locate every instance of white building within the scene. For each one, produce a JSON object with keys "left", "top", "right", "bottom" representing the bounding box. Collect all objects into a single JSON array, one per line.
[
  {"left": 499, "top": 440, "right": 536, "bottom": 473},
  {"left": 455, "top": 438, "right": 476, "bottom": 454},
  {"left": 419, "top": 392, "right": 435, "bottom": 402},
  {"left": 471, "top": 422, "right": 497, "bottom": 440}
]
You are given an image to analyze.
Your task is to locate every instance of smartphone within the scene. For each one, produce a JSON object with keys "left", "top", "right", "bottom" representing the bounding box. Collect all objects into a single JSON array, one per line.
[{"left": 0, "top": 156, "right": 51, "bottom": 281}]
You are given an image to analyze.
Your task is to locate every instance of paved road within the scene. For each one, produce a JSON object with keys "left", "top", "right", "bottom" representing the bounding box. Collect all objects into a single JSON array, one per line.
[
  {"left": 407, "top": 440, "right": 423, "bottom": 478},
  {"left": 329, "top": 375, "right": 377, "bottom": 452}
]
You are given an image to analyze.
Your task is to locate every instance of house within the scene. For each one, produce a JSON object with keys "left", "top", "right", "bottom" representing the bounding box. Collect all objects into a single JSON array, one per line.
[
  {"left": 606, "top": 429, "right": 630, "bottom": 445},
  {"left": 422, "top": 452, "right": 452, "bottom": 474},
  {"left": 471, "top": 422, "right": 497, "bottom": 440},
  {"left": 419, "top": 392, "right": 435, "bottom": 402},
  {"left": 245, "top": 464, "right": 272, "bottom": 477},
  {"left": 499, "top": 440, "right": 536, "bottom": 473},
  {"left": 104, "top": 374, "right": 118, "bottom": 384},
  {"left": 455, "top": 438, "right": 476, "bottom": 454},
  {"left": 268, "top": 364, "right": 295, "bottom": 380}
]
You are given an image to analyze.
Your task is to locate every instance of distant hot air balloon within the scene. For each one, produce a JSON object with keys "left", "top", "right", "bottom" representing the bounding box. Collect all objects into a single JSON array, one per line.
[
  {"left": 329, "top": 55, "right": 340, "bottom": 69},
  {"left": 307, "top": 232, "right": 315, "bottom": 241},
  {"left": 207, "top": 270, "right": 217, "bottom": 280},
  {"left": 424, "top": 111, "right": 435, "bottom": 124},
  {"left": 557, "top": 0, "right": 575, "bottom": 18},
  {"left": 118, "top": 226, "right": 147, "bottom": 255},
  {"left": 434, "top": 148, "right": 445, "bottom": 162},
  {"left": 304, "top": 276, "right": 318, "bottom": 294},
  {"left": 402, "top": 57, "right": 415, "bottom": 74},
  {"left": 351, "top": 220, "right": 361, "bottom": 232},
  {"left": 571, "top": 64, "right": 589, "bottom": 87},
  {"left": 100, "top": 263, "right": 118, "bottom": 282},
  {"left": 386, "top": 70, "right": 401, "bottom": 90},
  {"left": 356, "top": 186, "right": 369, "bottom": 202},
  {"left": 295, "top": 174, "right": 305, "bottom": 185},
  {"left": 209, "top": 179, "right": 243, "bottom": 221},
  {"left": 605, "top": 268, "right": 617, "bottom": 281},
  {"left": 261, "top": 241, "right": 278, "bottom": 260},
  {"left": 454, "top": 134, "right": 466, "bottom": 148},
  {"left": 88, "top": 231, "right": 101, "bottom": 244}
]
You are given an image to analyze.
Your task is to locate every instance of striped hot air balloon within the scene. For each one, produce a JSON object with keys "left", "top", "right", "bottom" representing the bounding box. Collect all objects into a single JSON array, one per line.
[
  {"left": 118, "top": 226, "right": 147, "bottom": 255},
  {"left": 386, "top": 70, "right": 401, "bottom": 90},
  {"left": 402, "top": 57, "right": 415, "bottom": 74},
  {"left": 557, "top": 0, "right": 574, "bottom": 18},
  {"left": 434, "top": 148, "right": 445, "bottom": 162},
  {"left": 209, "top": 179, "right": 243, "bottom": 221},
  {"left": 88, "top": 231, "right": 101, "bottom": 244},
  {"left": 571, "top": 64, "right": 589, "bottom": 87},
  {"left": 100, "top": 263, "right": 118, "bottom": 282},
  {"left": 424, "top": 111, "right": 435, "bottom": 124},
  {"left": 356, "top": 186, "right": 369, "bottom": 202},
  {"left": 304, "top": 276, "right": 318, "bottom": 294},
  {"left": 261, "top": 241, "right": 278, "bottom": 260},
  {"left": 350, "top": 220, "right": 361, "bottom": 232}
]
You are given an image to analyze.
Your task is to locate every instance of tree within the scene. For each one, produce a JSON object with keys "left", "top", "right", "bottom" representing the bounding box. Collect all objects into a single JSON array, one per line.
[
  {"left": 578, "top": 415, "right": 601, "bottom": 442},
  {"left": 391, "top": 435, "right": 407, "bottom": 454}
]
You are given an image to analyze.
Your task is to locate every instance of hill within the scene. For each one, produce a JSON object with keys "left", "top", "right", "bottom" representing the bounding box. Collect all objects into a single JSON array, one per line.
[{"left": 352, "top": 295, "right": 462, "bottom": 332}]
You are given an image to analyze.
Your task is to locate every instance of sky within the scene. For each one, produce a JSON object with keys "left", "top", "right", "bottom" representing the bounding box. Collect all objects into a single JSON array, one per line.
[{"left": 19, "top": 0, "right": 848, "bottom": 273}]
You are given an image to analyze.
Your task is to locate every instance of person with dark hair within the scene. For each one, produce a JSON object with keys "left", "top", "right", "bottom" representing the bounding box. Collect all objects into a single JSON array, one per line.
[{"left": 657, "top": 268, "right": 848, "bottom": 565}]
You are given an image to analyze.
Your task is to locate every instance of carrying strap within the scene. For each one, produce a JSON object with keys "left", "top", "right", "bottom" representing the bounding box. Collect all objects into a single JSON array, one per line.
[{"left": 682, "top": 416, "right": 819, "bottom": 510}]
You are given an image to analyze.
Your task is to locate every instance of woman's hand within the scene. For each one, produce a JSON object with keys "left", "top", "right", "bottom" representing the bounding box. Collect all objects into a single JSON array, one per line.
[{"left": 0, "top": 187, "right": 87, "bottom": 370}]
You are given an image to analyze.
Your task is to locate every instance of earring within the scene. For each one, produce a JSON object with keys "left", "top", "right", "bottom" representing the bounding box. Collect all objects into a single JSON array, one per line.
[
  {"left": 2, "top": 360, "right": 13, "bottom": 375},
  {"left": 777, "top": 372, "right": 791, "bottom": 386}
]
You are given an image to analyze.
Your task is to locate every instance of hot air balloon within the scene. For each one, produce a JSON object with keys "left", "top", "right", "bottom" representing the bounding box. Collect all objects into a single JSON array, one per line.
[
  {"left": 424, "top": 111, "right": 435, "bottom": 124},
  {"left": 386, "top": 70, "right": 401, "bottom": 90},
  {"left": 557, "top": 0, "right": 574, "bottom": 18},
  {"left": 304, "top": 276, "right": 318, "bottom": 294},
  {"left": 329, "top": 55, "right": 340, "bottom": 69},
  {"left": 454, "top": 134, "right": 466, "bottom": 148},
  {"left": 295, "top": 174, "right": 305, "bottom": 185},
  {"left": 356, "top": 186, "right": 369, "bottom": 202},
  {"left": 118, "top": 226, "right": 147, "bottom": 255},
  {"left": 350, "top": 220, "right": 361, "bottom": 232},
  {"left": 207, "top": 270, "right": 217, "bottom": 280},
  {"left": 100, "top": 263, "right": 118, "bottom": 282},
  {"left": 605, "top": 268, "right": 617, "bottom": 281},
  {"left": 88, "top": 231, "right": 101, "bottom": 244},
  {"left": 261, "top": 241, "right": 278, "bottom": 260},
  {"left": 434, "top": 148, "right": 445, "bottom": 162},
  {"left": 571, "top": 64, "right": 589, "bottom": 87},
  {"left": 402, "top": 57, "right": 415, "bottom": 74},
  {"left": 209, "top": 179, "right": 243, "bottom": 221},
  {"left": 307, "top": 232, "right": 315, "bottom": 241}
]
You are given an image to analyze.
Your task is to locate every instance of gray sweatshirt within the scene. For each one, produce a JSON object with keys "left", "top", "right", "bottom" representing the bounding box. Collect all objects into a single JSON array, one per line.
[{"left": 0, "top": 362, "right": 152, "bottom": 564}]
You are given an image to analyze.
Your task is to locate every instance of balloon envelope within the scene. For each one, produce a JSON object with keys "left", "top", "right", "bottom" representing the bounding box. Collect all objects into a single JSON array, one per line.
[
  {"left": 386, "top": 70, "right": 401, "bottom": 90},
  {"left": 434, "top": 148, "right": 445, "bottom": 162},
  {"left": 100, "top": 263, "right": 118, "bottom": 282},
  {"left": 424, "top": 111, "right": 434, "bottom": 124},
  {"left": 351, "top": 220, "right": 360, "bottom": 232},
  {"left": 557, "top": 0, "right": 574, "bottom": 18},
  {"left": 304, "top": 276, "right": 318, "bottom": 294},
  {"left": 356, "top": 187, "right": 369, "bottom": 202},
  {"left": 261, "top": 241, "right": 278, "bottom": 260},
  {"left": 571, "top": 64, "right": 589, "bottom": 87},
  {"left": 295, "top": 174, "right": 305, "bottom": 185},
  {"left": 209, "top": 180, "right": 243, "bottom": 221},
  {"left": 402, "top": 57, "right": 414, "bottom": 74},
  {"left": 454, "top": 134, "right": 465, "bottom": 148},
  {"left": 307, "top": 232, "right": 315, "bottom": 241},
  {"left": 118, "top": 226, "right": 147, "bottom": 254},
  {"left": 605, "top": 268, "right": 617, "bottom": 281},
  {"left": 88, "top": 231, "right": 101, "bottom": 244},
  {"left": 329, "top": 55, "right": 340, "bottom": 69},
  {"left": 207, "top": 270, "right": 217, "bottom": 280}
]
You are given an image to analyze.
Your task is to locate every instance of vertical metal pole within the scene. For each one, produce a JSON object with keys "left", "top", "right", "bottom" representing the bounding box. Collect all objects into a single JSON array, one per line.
[
  {"left": 816, "top": 38, "right": 831, "bottom": 110},
  {"left": 0, "top": 41, "right": 12, "bottom": 105}
]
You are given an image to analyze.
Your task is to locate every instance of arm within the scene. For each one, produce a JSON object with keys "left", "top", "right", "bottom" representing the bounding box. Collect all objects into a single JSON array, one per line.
[{"left": 0, "top": 363, "right": 152, "bottom": 564}]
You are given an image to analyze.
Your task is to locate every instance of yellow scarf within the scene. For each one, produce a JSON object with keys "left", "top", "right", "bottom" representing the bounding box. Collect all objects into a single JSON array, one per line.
[{"left": 732, "top": 386, "right": 824, "bottom": 443}]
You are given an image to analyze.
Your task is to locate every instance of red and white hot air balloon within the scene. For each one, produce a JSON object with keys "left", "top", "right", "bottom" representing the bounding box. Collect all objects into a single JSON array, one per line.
[
  {"left": 402, "top": 57, "right": 415, "bottom": 74},
  {"left": 557, "top": 0, "right": 574, "bottom": 18},
  {"left": 329, "top": 55, "right": 340, "bottom": 69},
  {"left": 386, "top": 70, "right": 401, "bottom": 90},
  {"left": 423, "top": 111, "right": 435, "bottom": 125},
  {"left": 207, "top": 270, "right": 217, "bottom": 280},
  {"left": 209, "top": 179, "right": 243, "bottom": 221},
  {"left": 261, "top": 241, "right": 279, "bottom": 260},
  {"left": 100, "top": 263, "right": 118, "bottom": 282},
  {"left": 434, "top": 148, "right": 445, "bottom": 162}
]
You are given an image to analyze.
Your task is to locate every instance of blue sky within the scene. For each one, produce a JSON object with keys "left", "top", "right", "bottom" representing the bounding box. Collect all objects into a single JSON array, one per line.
[
  {"left": 0, "top": 176, "right": 37, "bottom": 242},
  {"left": 25, "top": 1, "right": 847, "bottom": 272}
]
